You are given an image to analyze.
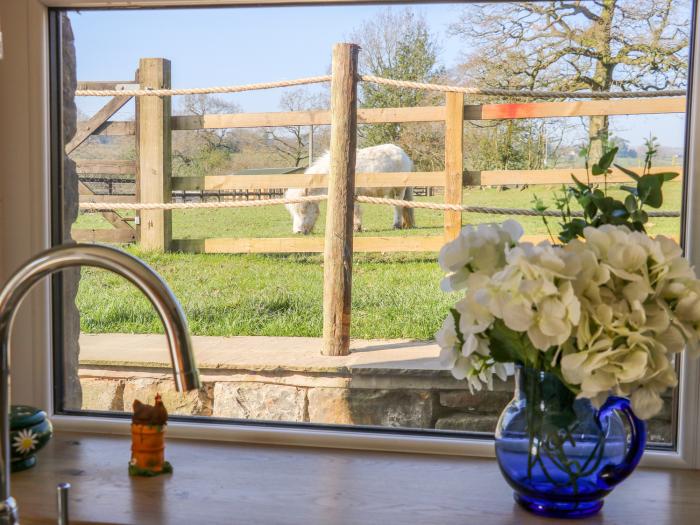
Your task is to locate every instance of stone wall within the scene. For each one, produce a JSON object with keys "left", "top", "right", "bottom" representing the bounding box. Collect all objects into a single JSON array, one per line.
[
  {"left": 80, "top": 371, "right": 505, "bottom": 431},
  {"left": 79, "top": 364, "right": 674, "bottom": 442},
  {"left": 61, "top": 13, "right": 83, "bottom": 410},
  {"left": 77, "top": 334, "right": 674, "bottom": 441}
]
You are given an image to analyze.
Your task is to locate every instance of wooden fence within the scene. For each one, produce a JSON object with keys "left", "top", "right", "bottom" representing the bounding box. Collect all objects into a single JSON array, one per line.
[
  {"left": 70, "top": 45, "right": 687, "bottom": 355},
  {"left": 71, "top": 59, "right": 686, "bottom": 250}
]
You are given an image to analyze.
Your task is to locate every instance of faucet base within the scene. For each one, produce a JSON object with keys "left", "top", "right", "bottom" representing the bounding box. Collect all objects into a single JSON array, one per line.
[{"left": 0, "top": 496, "right": 18, "bottom": 525}]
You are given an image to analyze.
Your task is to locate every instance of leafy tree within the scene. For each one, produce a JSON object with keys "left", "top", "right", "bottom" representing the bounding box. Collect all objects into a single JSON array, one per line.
[
  {"left": 178, "top": 94, "right": 241, "bottom": 152},
  {"left": 351, "top": 9, "right": 445, "bottom": 169},
  {"left": 451, "top": 0, "right": 690, "bottom": 162},
  {"left": 265, "top": 88, "right": 327, "bottom": 167},
  {"left": 173, "top": 94, "right": 241, "bottom": 177},
  {"left": 609, "top": 135, "right": 638, "bottom": 158}
]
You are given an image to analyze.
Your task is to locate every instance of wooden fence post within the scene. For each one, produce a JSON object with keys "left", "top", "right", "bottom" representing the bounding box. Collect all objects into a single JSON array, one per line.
[
  {"left": 322, "top": 43, "right": 359, "bottom": 357},
  {"left": 138, "top": 58, "right": 172, "bottom": 251},
  {"left": 444, "top": 92, "right": 464, "bottom": 241}
]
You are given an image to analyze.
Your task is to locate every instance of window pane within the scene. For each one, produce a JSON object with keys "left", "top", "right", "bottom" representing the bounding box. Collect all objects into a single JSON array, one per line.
[{"left": 56, "top": 1, "right": 692, "bottom": 447}]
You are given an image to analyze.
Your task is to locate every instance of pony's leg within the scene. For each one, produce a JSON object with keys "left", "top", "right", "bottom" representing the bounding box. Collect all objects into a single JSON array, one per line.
[
  {"left": 393, "top": 203, "right": 403, "bottom": 229},
  {"left": 353, "top": 203, "right": 363, "bottom": 232},
  {"left": 401, "top": 187, "right": 415, "bottom": 229},
  {"left": 390, "top": 187, "right": 403, "bottom": 229}
]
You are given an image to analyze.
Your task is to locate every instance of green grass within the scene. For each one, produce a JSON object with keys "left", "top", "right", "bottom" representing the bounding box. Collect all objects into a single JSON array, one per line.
[
  {"left": 75, "top": 184, "right": 682, "bottom": 339},
  {"left": 77, "top": 249, "right": 455, "bottom": 339}
]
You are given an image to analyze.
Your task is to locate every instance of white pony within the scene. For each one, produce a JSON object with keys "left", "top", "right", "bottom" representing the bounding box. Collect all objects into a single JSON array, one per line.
[{"left": 284, "top": 144, "right": 415, "bottom": 234}]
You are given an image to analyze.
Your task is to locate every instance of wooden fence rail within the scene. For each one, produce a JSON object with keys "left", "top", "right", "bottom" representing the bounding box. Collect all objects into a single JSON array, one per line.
[
  {"left": 468, "top": 166, "right": 684, "bottom": 186},
  {"left": 168, "top": 96, "right": 685, "bottom": 130},
  {"left": 78, "top": 166, "right": 684, "bottom": 194},
  {"left": 171, "top": 171, "right": 442, "bottom": 191},
  {"left": 75, "top": 159, "right": 136, "bottom": 174}
]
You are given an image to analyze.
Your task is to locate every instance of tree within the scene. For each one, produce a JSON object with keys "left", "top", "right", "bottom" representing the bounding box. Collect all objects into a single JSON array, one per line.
[
  {"left": 265, "top": 88, "right": 327, "bottom": 167},
  {"left": 609, "top": 135, "right": 638, "bottom": 158},
  {"left": 178, "top": 94, "right": 241, "bottom": 151},
  {"left": 350, "top": 8, "right": 445, "bottom": 169},
  {"left": 173, "top": 94, "right": 241, "bottom": 177},
  {"left": 451, "top": 1, "right": 690, "bottom": 161}
]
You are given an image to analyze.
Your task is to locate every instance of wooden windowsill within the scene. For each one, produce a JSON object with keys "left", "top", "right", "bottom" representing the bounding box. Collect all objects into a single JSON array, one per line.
[{"left": 13, "top": 431, "right": 700, "bottom": 524}]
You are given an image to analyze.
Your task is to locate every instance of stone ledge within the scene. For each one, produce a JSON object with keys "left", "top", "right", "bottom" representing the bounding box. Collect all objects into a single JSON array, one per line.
[
  {"left": 80, "top": 333, "right": 444, "bottom": 373},
  {"left": 79, "top": 333, "right": 511, "bottom": 391},
  {"left": 76, "top": 334, "right": 674, "bottom": 443}
]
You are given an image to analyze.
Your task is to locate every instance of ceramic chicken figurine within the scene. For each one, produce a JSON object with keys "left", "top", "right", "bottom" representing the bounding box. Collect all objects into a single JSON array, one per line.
[
  {"left": 133, "top": 395, "right": 168, "bottom": 426},
  {"left": 129, "top": 394, "right": 173, "bottom": 476}
]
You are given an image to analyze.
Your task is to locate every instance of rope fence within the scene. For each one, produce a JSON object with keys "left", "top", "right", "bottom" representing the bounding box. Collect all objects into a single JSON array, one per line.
[
  {"left": 78, "top": 195, "right": 680, "bottom": 218},
  {"left": 78, "top": 195, "right": 327, "bottom": 211},
  {"left": 75, "top": 74, "right": 685, "bottom": 100},
  {"left": 360, "top": 76, "right": 685, "bottom": 99},
  {"left": 75, "top": 76, "right": 332, "bottom": 97},
  {"left": 356, "top": 196, "right": 680, "bottom": 217}
]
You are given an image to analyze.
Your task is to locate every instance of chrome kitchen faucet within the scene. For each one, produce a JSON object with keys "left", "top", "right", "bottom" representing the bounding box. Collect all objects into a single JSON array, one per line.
[{"left": 0, "top": 244, "right": 201, "bottom": 524}]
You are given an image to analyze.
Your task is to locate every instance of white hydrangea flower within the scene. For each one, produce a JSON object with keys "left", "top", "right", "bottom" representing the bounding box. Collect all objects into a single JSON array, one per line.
[
  {"left": 487, "top": 242, "right": 582, "bottom": 351},
  {"left": 527, "top": 282, "right": 581, "bottom": 350},
  {"left": 438, "top": 220, "right": 523, "bottom": 292},
  {"left": 454, "top": 274, "right": 495, "bottom": 335},
  {"left": 435, "top": 308, "right": 503, "bottom": 393},
  {"left": 559, "top": 226, "right": 699, "bottom": 418},
  {"left": 438, "top": 221, "right": 700, "bottom": 420}
]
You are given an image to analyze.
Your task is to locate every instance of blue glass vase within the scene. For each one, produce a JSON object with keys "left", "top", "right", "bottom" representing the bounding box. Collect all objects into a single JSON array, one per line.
[{"left": 495, "top": 366, "right": 646, "bottom": 518}]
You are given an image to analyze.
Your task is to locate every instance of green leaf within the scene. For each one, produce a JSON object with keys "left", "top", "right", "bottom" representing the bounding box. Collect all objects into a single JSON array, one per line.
[
  {"left": 609, "top": 208, "right": 630, "bottom": 224},
  {"left": 624, "top": 194, "right": 638, "bottom": 212},
  {"left": 577, "top": 194, "right": 597, "bottom": 218},
  {"left": 654, "top": 171, "right": 679, "bottom": 182},
  {"left": 558, "top": 219, "right": 587, "bottom": 243},
  {"left": 631, "top": 209, "right": 649, "bottom": 224},
  {"left": 585, "top": 201, "right": 597, "bottom": 218},
  {"left": 570, "top": 174, "right": 589, "bottom": 190},
  {"left": 591, "top": 193, "right": 614, "bottom": 213},
  {"left": 630, "top": 221, "right": 647, "bottom": 233},
  {"left": 592, "top": 147, "right": 619, "bottom": 175},
  {"left": 488, "top": 319, "right": 537, "bottom": 365},
  {"left": 613, "top": 163, "right": 641, "bottom": 181},
  {"left": 531, "top": 194, "right": 548, "bottom": 213},
  {"left": 610, "top": 205, "right": 629, "bottom": 218},
  {"left": 620, "top": 185, "right": 638, "bottom": 196},
  {"left": 591, "top": 164, "right": 607, "bottom": 176},
  {"left": 638, "top": 175, "right": 663, "bottom": 208}
]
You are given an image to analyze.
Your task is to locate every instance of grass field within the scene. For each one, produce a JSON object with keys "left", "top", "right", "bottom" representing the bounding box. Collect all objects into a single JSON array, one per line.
[{"left": 75, "top": 184, "right": 683, "bottom": 339}]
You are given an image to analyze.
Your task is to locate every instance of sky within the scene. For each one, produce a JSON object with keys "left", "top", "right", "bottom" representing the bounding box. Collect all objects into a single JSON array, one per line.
[{"left": 69, "top": 4, "right": 689, "bottom": 149}]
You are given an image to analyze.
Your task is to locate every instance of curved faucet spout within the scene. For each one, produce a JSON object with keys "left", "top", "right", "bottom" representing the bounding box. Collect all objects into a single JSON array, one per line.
[{"left": 0, "top": 243, "right": 201, "bottom": 524}]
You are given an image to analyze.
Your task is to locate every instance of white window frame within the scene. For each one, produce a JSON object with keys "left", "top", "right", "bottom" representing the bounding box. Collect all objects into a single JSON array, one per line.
[{"left": 1, "top": 0, "right": 699, "bottom": 467}]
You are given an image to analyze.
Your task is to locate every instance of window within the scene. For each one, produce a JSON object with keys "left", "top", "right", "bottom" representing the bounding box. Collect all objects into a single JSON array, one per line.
[{"left": 9, "top": 0, "right": 691, "bottom": 461}]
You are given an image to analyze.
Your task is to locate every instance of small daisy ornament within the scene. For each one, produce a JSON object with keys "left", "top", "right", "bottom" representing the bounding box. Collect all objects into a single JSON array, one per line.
[
  {"left": 9, "top": 405, "right": 53, "bottom": 472},
  {"left": 12, "top": 429, "right": 38, "bottom": 455}
]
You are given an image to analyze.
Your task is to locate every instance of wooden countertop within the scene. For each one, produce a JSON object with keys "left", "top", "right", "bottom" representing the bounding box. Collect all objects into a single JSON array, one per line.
[{"left": 12, "top": 432, "right": 700, "bottom": 524}]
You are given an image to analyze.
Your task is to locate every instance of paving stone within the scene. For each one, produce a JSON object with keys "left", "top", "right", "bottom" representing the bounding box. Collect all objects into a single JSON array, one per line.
[
  {"left": 123, "top": 378, "right": 212, "bottom": 416},
  {"left": 308, "top": 388, "right": 435, "bottom": 428},
  {"left": 80, "top": 378, "right": 124, "bottom": 412},
  {"left": 439, "top": 390, "right": 513, "bottom": 413},
  {"left": 213, "top": 382, "right": 306, "bottom": 422}
]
